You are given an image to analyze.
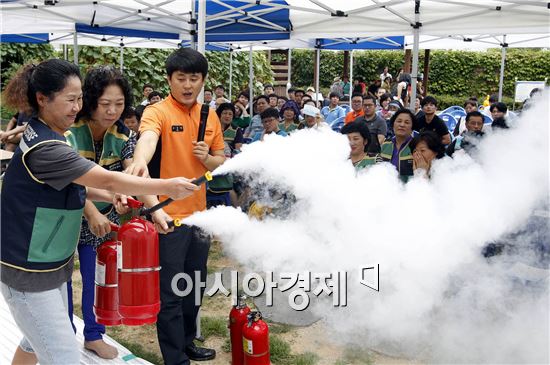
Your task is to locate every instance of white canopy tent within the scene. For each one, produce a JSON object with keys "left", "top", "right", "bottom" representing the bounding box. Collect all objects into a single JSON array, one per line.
[
  {"left": 281, "top": 0, "right": 549, "bottom": 105},
  {"left": 284, "top": 0, "right": 549, "bottom": 38},
  {"left": 1, "top": 0, "right": 548, "bottom": 105}
]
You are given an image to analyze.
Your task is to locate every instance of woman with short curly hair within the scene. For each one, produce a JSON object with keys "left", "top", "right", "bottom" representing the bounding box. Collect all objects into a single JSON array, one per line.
[{"left": 65, "top": 65, "right": 136, "bottom": 359}]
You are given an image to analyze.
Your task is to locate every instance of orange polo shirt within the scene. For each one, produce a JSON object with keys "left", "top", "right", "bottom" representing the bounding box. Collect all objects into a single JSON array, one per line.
[
  {"left": 344, "top": 109, "right": 365, "bottom": 124},
  {"left": 139, "top": 94, "right": 225, "bottom": 219}
]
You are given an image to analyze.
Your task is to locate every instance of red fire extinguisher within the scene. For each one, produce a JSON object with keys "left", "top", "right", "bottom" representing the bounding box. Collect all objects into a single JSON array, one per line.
[
  {"left": 117, "top": 198, "right": 161, "bottom": 326},
  {"left": 242, "top": 311, "right": 270, "bottom": 365},
  {"left": 229, "top": 295, "right": 251, "bottom": 365},
  {"left": 94, "top": 223, "right": 122, "bottom": 326}
]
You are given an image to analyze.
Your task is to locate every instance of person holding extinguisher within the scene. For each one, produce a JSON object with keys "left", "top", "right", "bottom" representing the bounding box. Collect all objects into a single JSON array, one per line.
[
  {"left": 0, "top": 59, "right": 200, "bottom": 365},
  {"left": 64, "top": 65, "right": 136, "bottom": 359},
  {"left": 125, "top": 48, "right": 225, "bottom": 364}
]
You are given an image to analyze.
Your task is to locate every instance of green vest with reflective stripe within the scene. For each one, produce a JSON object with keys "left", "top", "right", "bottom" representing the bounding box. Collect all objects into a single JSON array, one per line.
[
  {"left": 380, "top": 139, "right": 413, "bottom": 182},
  {"left": 1, "top": 117, "right": 86, "bottom": 272},
  {"left": 354, "top": 155, "right": 377, "bottom": 171},
  {"left": 223, "top": 126, "right": 237, "bottom": 142},
  {"left": 278, "top": 122, "right": 299, "bottom": 133},
  {"left": 66, "top": 119, "right": 133, "bottom": 212},
  {"left": 208, "top": 124, "right": 235, "bottom": 193}
]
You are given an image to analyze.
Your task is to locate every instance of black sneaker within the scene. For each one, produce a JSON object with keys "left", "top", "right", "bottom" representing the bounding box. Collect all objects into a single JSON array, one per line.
[{"left": 185, "top": 343, "right": 216, "bottom": 361}]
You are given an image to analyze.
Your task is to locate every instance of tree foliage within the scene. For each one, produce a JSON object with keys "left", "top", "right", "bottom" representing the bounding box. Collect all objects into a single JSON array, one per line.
[
  {"left": 70, "top": 46, "right": 274, "bottom": 102},
  {"left": 1, "top": 43, "right": 56, "bottom": 88},
  {"left": 1, "top": 43, "right": 274, "bottom": 107},
  {"left": 291, "top": 48, "right": 550, "bottom": 99},
  {"left": 2, "top": 42, "right": 546, "bottom": 115},
  {"left": 205, "top": 50, "right": 274, "bottom": 98}
]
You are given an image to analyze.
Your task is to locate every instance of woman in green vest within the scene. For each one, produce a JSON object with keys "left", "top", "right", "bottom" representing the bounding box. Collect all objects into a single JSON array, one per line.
[
  {"left": 1, "top": 59, "right": 199, "bottom": 365},
  {"left": 380, "top": 109, "right": 416, "bottom": 182},
  {"left": 232, "top": 91, "right": 251, "bottom": 129},
  {"left": 206, "top": 103, "right": 243, "bottom": 207},
  {"left": 341, "top": 120, "right": 378, "bottom": 171},
  {"left": 65, "top": 66, "right": 135, "bottom": 359},
  {"left": 278, "top": 100, "right": 300, "bottom": 133},
  {"left": 216, "top": 103, "right": 244, "bottom": 156}
]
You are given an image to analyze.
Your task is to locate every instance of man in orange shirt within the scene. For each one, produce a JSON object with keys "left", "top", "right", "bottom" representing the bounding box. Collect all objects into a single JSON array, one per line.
[
  {"left": 127, "top": 48, "right": 225, "bottom": 365},
  {"left": 344, "top": 93, "right": 365, "bottom": 125}
]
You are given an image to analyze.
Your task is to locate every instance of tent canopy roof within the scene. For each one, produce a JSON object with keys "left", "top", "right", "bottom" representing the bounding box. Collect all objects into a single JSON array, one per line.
[{"left": 1, "top": 1, "right": 548, "bottom": 50}]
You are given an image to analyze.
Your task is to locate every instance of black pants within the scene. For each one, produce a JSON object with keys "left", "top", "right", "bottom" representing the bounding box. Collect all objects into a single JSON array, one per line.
[{"left": 157, "top": 225, "right": 210, "bottom": 365}]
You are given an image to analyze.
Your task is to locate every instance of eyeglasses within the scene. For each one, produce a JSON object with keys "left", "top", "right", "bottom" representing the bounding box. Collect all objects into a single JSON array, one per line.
[{"left": 363, "top": 104, "right": 375, "bottom": 108}]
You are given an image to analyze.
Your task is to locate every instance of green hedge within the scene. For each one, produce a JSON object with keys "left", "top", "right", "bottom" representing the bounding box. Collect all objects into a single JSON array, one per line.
[{"left": 290, "top": 49, "right": 549, "bottom": 100}]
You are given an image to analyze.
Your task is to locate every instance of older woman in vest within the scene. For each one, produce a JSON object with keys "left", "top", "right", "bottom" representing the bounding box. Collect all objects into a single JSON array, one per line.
[
  {"left": 1, "top": 59, "right": 198, "bottom": 365},
  {"left": 380, "top": 109, "right": 416, "bottom": 182},
  {"left": 64, "top": 66, "right": 135, "bottom": 359},
  {"left": 341, "top": 121, "right": 378, "bottom": 171}
]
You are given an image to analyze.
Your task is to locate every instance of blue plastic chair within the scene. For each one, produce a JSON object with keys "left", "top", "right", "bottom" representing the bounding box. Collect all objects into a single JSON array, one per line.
[
  {"left": 438, "top": 113, "right": 458, "bottom": 133},
  {"left": 441, "top": 105, "right": 465, "bottom": 114},
  {"left": 448, "top": 109, "right": 466, "bottom": 120},
  {"left": 340, "top": 104, "right": 351, "bottom": 114},
  {"left": 330, "top": 116, "right": 345, "bottom": 132}
]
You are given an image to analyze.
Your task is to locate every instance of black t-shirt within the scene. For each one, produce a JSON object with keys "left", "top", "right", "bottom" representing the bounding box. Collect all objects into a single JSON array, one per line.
[{"left": 414, "top": 114, "right": 449, "bottom": 138}]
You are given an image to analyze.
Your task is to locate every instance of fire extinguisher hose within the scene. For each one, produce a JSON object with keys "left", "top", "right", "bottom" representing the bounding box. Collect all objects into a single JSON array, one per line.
[{"left": 139, "top": 171, "right": 213, "bottom": 217}]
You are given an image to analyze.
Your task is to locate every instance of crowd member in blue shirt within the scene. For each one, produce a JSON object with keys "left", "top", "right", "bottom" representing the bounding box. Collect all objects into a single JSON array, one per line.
[
  {"left": 320, "top": 92, "right": 346, "bottom": 126},
  {"left": 243, "top": 95, "right": 269, "bottom": 142},
  {"left": 252, "top": 108, "right": 288, "bottom": 142}
]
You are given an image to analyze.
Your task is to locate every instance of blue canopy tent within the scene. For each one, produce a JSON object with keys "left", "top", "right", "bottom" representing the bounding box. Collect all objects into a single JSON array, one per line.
[
  {"left": 313, "top": 36, "right": 405, "bottom": 104},
  {"left": 316, "top": 36, "right": 404, "bottom": 50},
  {"left": 0, "top": 33, "right": 49, "bottom": 43},
  {"left": 195, "top": 0, "right": 291, "bottom": 106},
  {"left": 199, "top": 0, "right": 290, "bottom": 43}
]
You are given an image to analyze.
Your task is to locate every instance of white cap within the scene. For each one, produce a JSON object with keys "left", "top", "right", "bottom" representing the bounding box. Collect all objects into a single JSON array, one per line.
[{"left": 302, "top": 104, "right": 320, "bottom": 117}]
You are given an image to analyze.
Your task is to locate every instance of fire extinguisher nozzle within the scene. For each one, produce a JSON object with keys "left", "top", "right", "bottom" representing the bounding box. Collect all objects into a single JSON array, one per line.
[
  {"left": 191, "top": 171, "right": 213, "bottom": 186},
  {"left": 167, "top": 219, "right": 181, "bottom": 228}
]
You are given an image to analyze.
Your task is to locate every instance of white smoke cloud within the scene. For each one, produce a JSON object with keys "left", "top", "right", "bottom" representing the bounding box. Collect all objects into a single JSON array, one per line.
[{"left": 184, "top": 93, "right": 549, "bottom": 363}]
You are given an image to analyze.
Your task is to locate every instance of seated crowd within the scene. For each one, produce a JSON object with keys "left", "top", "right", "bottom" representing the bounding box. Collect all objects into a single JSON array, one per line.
[{"left": 0, "top": 58, "right": 542, "bottom": 365}]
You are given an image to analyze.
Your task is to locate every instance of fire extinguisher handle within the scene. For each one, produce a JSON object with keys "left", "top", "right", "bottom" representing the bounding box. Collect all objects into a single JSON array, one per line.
[
  {"left": 126, "top": 197, "right": 144, "bottom": 209},
  {"left": 109, "top": 223, "right": 120, "bottom": 232}
]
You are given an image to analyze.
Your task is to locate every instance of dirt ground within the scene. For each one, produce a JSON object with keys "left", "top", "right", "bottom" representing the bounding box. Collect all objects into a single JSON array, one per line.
[{"left": 71, "top": 241, "right": 418, "bottom": 365}]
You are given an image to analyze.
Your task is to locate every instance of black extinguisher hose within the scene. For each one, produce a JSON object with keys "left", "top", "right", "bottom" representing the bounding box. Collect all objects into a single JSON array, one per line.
[{"left": 138, "top": 171, "right": 213, "bottom": 217}]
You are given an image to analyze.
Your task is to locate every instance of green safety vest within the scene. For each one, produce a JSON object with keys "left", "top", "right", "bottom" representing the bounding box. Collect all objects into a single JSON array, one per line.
[
  {"left": 380, "top": 139, "right": 413, "bottom": 182},
  {"left": 66, "top": 119, "right": 133, "bottom": 212},
  {"left": 354, "top": 155, "right": 377, "bottom": 171}
]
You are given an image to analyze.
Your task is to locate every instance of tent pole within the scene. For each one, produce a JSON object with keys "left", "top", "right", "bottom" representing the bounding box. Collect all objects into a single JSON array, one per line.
[
  {"left": 287, "top": 48, "right": 292, "bottom": 87},
  {"left": 191, "top": 0, "right": 196, "bottom": 50},
  {"left": 229, "top": 50, "right": 233, "bottom": 101},
  {"left": 73, "top": 32, "right": 79, "bottom": 66},
  {"left": 315, "top": 48, "right": 320, "bottom": 104},
  {"left": 249, "top": 45, "right": 254, "bottom": 117},
  {"left": 119, "top": 40, "right": 124, "bottom": 73},
  {"left": 409, "top": 0, "right": 420, "bottom": 111},
  {"left": 349, "top": 50, "right": 354, "bottom": 106},
  {"left": 197, "top": 0, "right": 206, "bottom": 54},
  {"left": 197, "top": 0, "right": 206, "bottom": 103},
  {"left": 498, "top": 35, "right": 507, "bottom": 102}
]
